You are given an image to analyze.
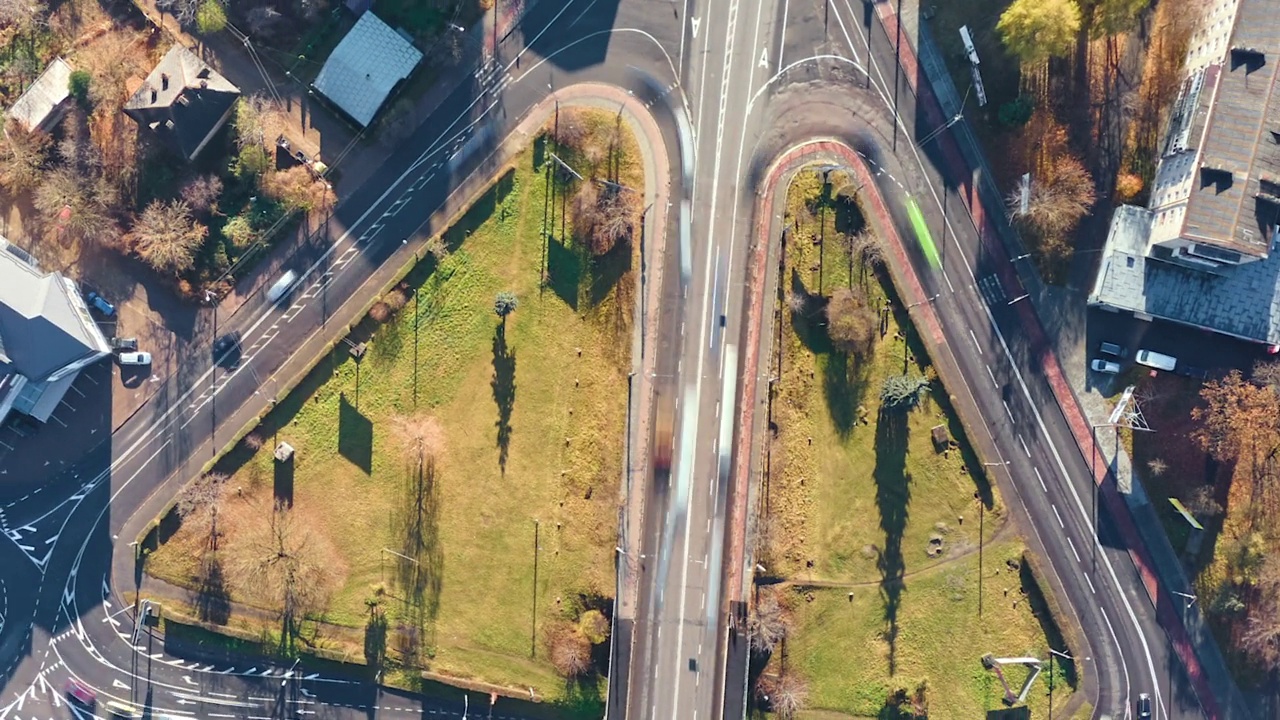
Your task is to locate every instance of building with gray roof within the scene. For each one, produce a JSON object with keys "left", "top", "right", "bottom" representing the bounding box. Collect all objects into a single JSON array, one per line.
[
  {"left": 0, "top": 236, "right": 110, "bottom": 425},
  {"left": 6, "top": 57, "right": 74, "bottom": 135},
  {"left": 313, "top": 12, "right": 422, "bottom": 127},
  {"left": 124, "top": 45, "right": 240, "bottom": 161},
  {"left": 1090, "top": 0, "right": 1280, "bottom": 346}
]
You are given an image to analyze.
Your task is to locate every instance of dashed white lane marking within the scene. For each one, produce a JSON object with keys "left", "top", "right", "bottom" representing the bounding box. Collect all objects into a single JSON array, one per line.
[
  {"left": 1018, "top": 434, "right": 1030, "bottom": 458},
  {"left": 969, "top": 329, "right": 982, "bottom": 354},
  {"left": 1052, "top": 504, "right": 1065, "bottom": 529},
  {"left": 1085, "top": 574, "right": 1097, "bottom": 594},
  {"left": 985, "top": 364, "right": 998, "bottom": 389},
  {"left": 1002, "top": 400, "right": 1014, "bottom": 422},
  {"left": 1034, "top": 466, "right": 1047, "bottom": 492},
  {"left": 1067, "top": 536, "right": 1082, "bottom": 564}
]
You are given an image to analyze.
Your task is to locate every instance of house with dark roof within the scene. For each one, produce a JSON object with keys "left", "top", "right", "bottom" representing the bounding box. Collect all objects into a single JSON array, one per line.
[
  {"left": 6, "top": 57, "right": 74, "bottom": 134},
  {"left": 1089, "top": 0, "right": 1280, "bottom": 346},
  {"left": 0, "top": 236, "right": 110, "bottom": 426},
  {"left": 123, "top": 45, "right": 240, "bottom": 161}
]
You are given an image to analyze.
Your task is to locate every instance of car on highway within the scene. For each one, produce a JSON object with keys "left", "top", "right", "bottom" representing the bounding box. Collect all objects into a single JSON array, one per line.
[
  {"left": 85, "top": 290, "right": 115, "bottom": 317},
  {"left": 267, "top": 270, "right": 299, "bottom": 304},
  {"left": 1090, "top": 358, "right": 1121, "bottom": 374},
  {"left": 654, "top": 390, "right": 675, "bottom": 477},
  {"left": 1136, "top": 693, "right": 1152, "bottom": 719},
  {"left": 64, "top": 678, "right": 95, "bottom": 706},
  {"left": 117, "top": 351, "right": 152, "bottom": 366}
]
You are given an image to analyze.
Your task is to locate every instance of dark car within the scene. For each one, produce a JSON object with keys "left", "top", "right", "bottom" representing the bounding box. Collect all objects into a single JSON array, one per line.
[
  {"left": 1137, "top": 693, "right": 1152, "bottom": 719},
  {"left": 1177, "top": 364, "right": 1210, "bottom": 381},
  {"left": 110, "top": 337, "right": 138, "bottom": 352},
  {"left": 85, "top": 291, "right": 115, "bottom": 317}
]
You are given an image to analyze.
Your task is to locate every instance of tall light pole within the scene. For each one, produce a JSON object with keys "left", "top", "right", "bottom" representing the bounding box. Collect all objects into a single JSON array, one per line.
[{"left": 1048, "top": 647, "right": 1072, "bottom": 718}]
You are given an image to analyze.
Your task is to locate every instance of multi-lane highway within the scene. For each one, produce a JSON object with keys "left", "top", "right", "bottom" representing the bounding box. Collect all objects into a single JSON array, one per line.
[{"left": 0, "top": 0, "right": 1237, "bottom": 719}]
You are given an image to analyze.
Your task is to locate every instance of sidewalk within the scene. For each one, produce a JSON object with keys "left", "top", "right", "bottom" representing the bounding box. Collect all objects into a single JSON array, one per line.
[{"left": 880, "top": 1, "right": 1252, "bottom": 716}]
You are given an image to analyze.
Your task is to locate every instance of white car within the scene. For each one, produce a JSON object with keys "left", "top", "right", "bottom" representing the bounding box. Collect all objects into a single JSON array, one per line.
[
  {"left": 118, "top": 351, "right": 152, "bottom": 366},
  {"left": 1090, "top": 358, "right": 1121, "bottom": 374}
]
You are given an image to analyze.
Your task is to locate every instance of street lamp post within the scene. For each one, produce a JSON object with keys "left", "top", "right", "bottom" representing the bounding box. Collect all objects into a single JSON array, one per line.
[{"left": 1048, "top": 647, "right": 1072, "bottom": 718}]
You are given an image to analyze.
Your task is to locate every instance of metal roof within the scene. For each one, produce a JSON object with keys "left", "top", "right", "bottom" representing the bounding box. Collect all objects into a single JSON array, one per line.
[
  {"left": 313, "top": 12, "right": 422, "bottom": 127},
  {"left": 7, "top": 58, "right": 73, "bottom": 133},
  {"left": 1179, "top": 0, "right": 1280, "bottom": 257}
]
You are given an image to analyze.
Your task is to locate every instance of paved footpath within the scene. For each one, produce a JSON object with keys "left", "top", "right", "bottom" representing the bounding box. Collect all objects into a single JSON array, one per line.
[{"left": 871, "top": 1, "right": 1228, "bottom": 716}]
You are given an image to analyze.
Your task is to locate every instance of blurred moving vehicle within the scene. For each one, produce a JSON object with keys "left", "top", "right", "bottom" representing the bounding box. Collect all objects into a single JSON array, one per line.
[
  {"left": 105, "top": 700, "right": 140, "bottom": 719},
  {"left": 64, "top": 678, "right": 95, "bottom": 706},
  {"left": 654, "top": 390, "right": 675, "bottom": 476}
]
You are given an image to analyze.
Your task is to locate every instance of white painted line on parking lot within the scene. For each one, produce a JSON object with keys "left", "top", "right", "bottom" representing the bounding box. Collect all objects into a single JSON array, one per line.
[
  {"left": 0, "top": 439, "right": 12, "bottom": 452},
  {"left": 59, "top": 400, "right": 76, "bottom": 412},
  {"left": 68, "top": 384, "right": 86, "bottom": 398},
  {"left": 81, "top": 374, "right": 98, "bottom": 385},
  {"left": 49, "top": 415, "right": 68, "bottom": 428}
]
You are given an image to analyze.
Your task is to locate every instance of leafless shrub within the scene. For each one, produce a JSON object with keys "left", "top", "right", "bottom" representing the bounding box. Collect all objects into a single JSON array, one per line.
[
  {"left": 368, "top": 301, "right": 392, "bottom": 323},
  {"left": 748, "top": 589, "right": 789, "bottom": 654},
  {"left": 382, "top": 288, "right": 408, "bottom": 311},
  {"left": 181, "top": 174, "right": 223, "bottom": 214},
  {"left": 547, "top": 623, "right": 592, "bottom": 677}
]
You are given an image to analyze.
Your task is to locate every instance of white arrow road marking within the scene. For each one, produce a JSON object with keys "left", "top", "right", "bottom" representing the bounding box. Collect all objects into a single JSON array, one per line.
[
  {"left": 112, "top": 680, "right": 128, "bottom": 690},
  {"left": 691, "top": 16, "right": 700, "bottom": 37},
  {"left": 182, "top": 676, "right": 198, "bottom": 686},
  {"left": 170, "top": 692, "right": 255, "bottom": 708},
  {"left": 759, "top": 47, "right": 768, "bottom": 68}
]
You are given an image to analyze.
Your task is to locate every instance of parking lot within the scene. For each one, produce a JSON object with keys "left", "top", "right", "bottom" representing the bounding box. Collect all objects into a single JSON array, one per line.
[
  {"left": 1085, "top": 307, "right": 1272, "bottom": 383},
  {"left": 0, "top": 360, "right": 112, "bottom": 484}
]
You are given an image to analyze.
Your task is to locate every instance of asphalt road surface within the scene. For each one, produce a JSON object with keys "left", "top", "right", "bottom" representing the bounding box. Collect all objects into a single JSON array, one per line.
[{"left": 0, "top": 0, "right": 1226, "bottom": 719}]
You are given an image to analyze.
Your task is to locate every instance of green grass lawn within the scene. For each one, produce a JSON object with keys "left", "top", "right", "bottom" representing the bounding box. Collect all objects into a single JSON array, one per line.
[
  {"left": 758, "top": 170, "right": 1073, "bottom": 717},
  {"left": 784, "top": 541, "right": 1072, "bottom": 719},
  {"left": 146, "top": 109, "right": 643, "bottom": 710}
]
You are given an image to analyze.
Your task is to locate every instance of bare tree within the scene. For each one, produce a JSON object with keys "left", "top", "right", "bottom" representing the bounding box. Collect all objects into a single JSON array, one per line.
[
  {"left": 390, "top": 413, "right": 445, "bottom": 460},
  {"left": 825, "top": 287, "right": 877, "bottom": 355},
  {"left": 233, "top": 95, "right": 286, "bottom": 151},
  {"left": 758, "top": 672, "right": 808, "bottom": 719},
  {"left": 424, "top": 235, "right": 449, "bottom": 262},
  {"left": 181, "top": 174, "right": 224, "bottom": 214},
  {"left": 260, "top": 166, "right": 334, "bottom": 213},
  {"left": 0, "top": 126, "right": 51, "bottom": 194},
  {"left": 156, "top": 0, "right": 199, "bottom": 25},
  {"left": 547, "top": 623, "right": 592, "bottom": 677},
  {"left": 1240, "top": 555, "right": 1280, "bottom": 671},
  {"left": 130, "top": 200, "right": 208, "bottom": 273},
  {"left": 176, "top": 472, "right": 228, "bottom": 549},
  {"left": 245, "top": 5, "right": 283, "bottom": 37},
  {"left": 34, "top": 168, "right": 118, "bottom": 247},
  {"left": 1253, "top": 359, "right": 1280, "bottom": 395},
  {"left": 572, "top": 181, "right": 639, "bottom": 255},
  {"left": 748, "top": 590, "right": 789, "bottom": 654},
  {"left": 0, "top": 0, "right": 45, "bottom": 29},
  {"left": 236, "top": 500, "right": 326, "bottom": 636}
]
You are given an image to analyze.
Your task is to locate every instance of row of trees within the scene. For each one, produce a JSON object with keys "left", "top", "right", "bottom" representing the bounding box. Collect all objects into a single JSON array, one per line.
[
  {"left": 996, "top": 0, "right": 1149, "bottom": 66},
  {"left": 1192, "top": 363, "right": 1280, "bottom": 671}
]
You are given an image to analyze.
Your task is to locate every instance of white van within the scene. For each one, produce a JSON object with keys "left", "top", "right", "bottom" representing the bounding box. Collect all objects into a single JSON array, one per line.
[
  {"left": 267, "top": 271, "right": 298, "bottom": 304},
  {"left": 1134, "top": 349, "right": 1176, "bottom": 371}
]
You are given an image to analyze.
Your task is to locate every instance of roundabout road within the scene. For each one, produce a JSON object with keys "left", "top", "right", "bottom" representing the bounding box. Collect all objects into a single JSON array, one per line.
[{"left": 0, "top": 0, "right": 1225, "bottom": 719}]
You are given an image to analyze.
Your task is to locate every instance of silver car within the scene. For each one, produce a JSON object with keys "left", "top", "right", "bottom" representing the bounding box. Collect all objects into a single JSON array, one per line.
[
  {"left": 1090, "top": 358, "right": 1121, "bottom": 374},
  {"left": 118, "top": 351, "right": 152, "bottom": 366}
]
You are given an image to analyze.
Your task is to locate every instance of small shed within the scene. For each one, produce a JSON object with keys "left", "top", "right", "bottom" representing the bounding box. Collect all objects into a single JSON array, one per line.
[
  {"left": 930, "top": 424, "right": 949, "bottom": 452},
  {"left": 7, "top": 58, "right": 74, "bottom": 134},
  {"left": 312, "top": 12, "right": 422, "bottom": 127},
  {"left": 274, "top": 441, "right": 295, "bottom": 462}
]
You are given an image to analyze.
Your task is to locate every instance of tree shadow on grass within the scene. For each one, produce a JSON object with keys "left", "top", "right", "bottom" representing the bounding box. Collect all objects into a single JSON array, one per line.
[
  {"left": 790, "top": 270, "right": 871, "bottom": 437},
  {"left": 873, "top": 406, "right": 910, "bottom": 676},
  {"left": 364, "top": 609, "right": 388, "bottom": 669},
  {"left": 441, "top": 169, "right": 515, "bottom": 251},
  {"left": 338, "top": 393, "right": 373, "bottom": 474},
  {"left": 588, "top": 238, "right": 631, "bottom": 307},
  {"left": 547, "top": 235, "right": 581, "bottom": 310},
  {"left": 1019, "top": 559, "right": 1077, "bottom": 687},
  {"left": 193, "top": 556, "right": 231, "bottom": 625},
  {"left": 392, "top": 453, "right": 444, "bottom": 625},
  {"left": 492, "top": 323, "right": 517, "bottom": 475}
]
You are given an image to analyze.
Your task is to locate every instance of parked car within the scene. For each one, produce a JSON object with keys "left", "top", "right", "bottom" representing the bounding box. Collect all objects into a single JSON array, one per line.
[
  {"left": 1135, "top": 349, "right": 1177, "bottom": 371},
  {"left": 1098, "top": 341, "right": 1127, "bottom": 357},
  {"left": 65, "top": 678, "right": 95, "bottom": 706},
  {"left": 1136, "top": 693, "right": 1152, "bottom": 719},
  {"left": 1177, "top": 364, "right": 1210, "bottom": 380},
  {"left": 110, "top": 337, "right": 138, "bottom": 352},
  {"left": 117, "top": 351, "right": 152, "bottom": 366},
  {"left": 1090, "top": 359, "right": 1121, "bottom": 374},
  {"left": 85, "top": 291, "right": 115, "bottom": 317}
]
